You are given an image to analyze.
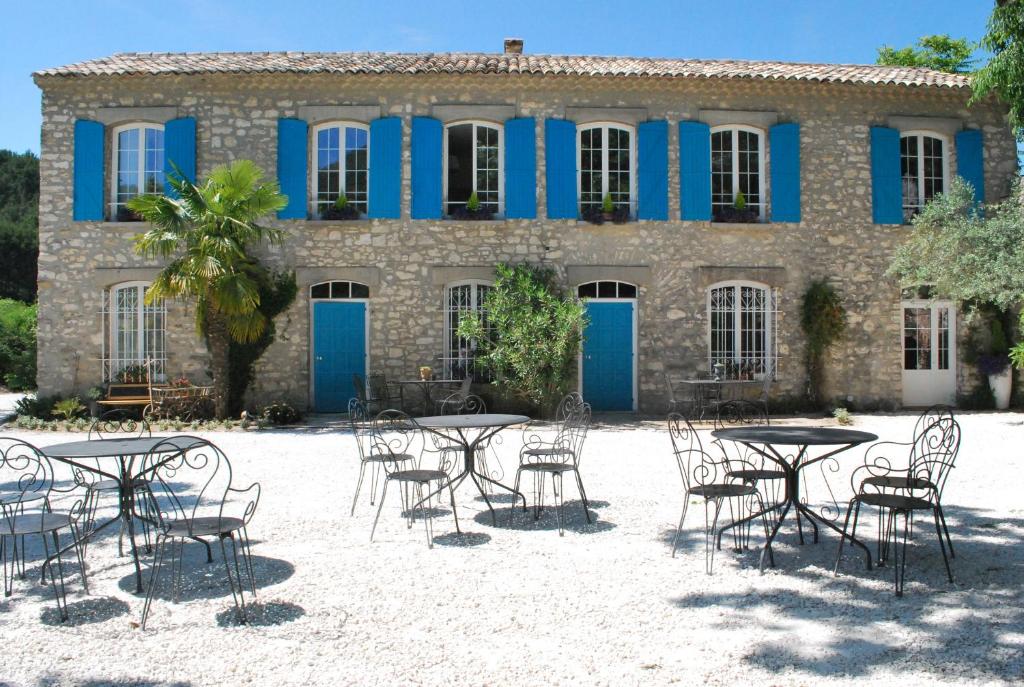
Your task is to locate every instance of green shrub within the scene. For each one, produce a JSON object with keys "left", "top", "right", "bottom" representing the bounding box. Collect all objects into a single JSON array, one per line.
[
  {"left": 832, "top": 407, "right": 853, "bottom": 425},
  {"left": 0, "top": 298, "right": 36, "bottom": 390},
  {"left": 14, "top": 393, "right": 58, "bottom": 419},
  {"left": 261, "top": 402, "right": 302, "bottom": 425},
  {"left": 52, "top": 397, "right": 87, "bottom": 420}
]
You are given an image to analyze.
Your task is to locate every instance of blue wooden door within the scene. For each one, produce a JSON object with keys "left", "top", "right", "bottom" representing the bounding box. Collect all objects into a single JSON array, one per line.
[
  {"left": 582, "top": 301, "right": 635, "bottom": 411},
  {"left": 313, "top": 301, "right": 367, "bottom": 412}
]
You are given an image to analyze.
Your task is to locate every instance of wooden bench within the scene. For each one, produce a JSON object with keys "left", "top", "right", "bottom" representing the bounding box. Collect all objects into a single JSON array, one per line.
[{"left": 96, "top": 383, "right": 164, "bottom": 411}]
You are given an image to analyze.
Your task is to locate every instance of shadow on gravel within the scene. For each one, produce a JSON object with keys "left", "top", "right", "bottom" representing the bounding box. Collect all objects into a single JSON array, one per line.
[
  {"left": 432, "top": 531, "right": 492, "bottom": 547},
  {"left": 40, "top": 596, "right": 131, "bottom": 626},
  {"left": 667, "top": 506, "right": 1024, "bottom": 682},
  {"left": 480, "top": 499, "right": 615, "bottom": 533},
  {"left": 216, "top": 600, "right": 306, "bottom": 627},
  {"left": 117, "top": 547, "right": 295, "bottom": 602}
]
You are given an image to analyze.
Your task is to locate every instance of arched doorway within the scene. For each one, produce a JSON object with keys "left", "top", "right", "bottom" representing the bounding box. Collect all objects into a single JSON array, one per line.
[
  {"left": 577, "top": 281, "right": 638, "bottom": 411},
  {"left": 310, "top": 280, "right": 370, "bottom": 412}
]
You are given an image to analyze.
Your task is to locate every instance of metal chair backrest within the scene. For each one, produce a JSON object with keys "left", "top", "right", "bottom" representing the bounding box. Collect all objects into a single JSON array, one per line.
[
  {"left": 438, "top": 392, "right": 486, "bottom": 415},
  {"left": 88, "top": 409, "right": 151, "bottom": 440},
  {"left": 759, "top": 361, "right": 775, "bottom": 402},
  {"left": 553, "top": 393, "right": 590, "bottom": 466},
  {"left": 352, "top": 374, "right": 368, "bottom": 404},
  {"left": 667, "top": 413, "right": 731, "bottom": 493},
  {"left": 348, "top": 398, "right": 372, "bottom": 463},
  {"left": 713, "top": 399, "right": 769, "bottom": 431},
  {"left": 143, "top": 436, "right": 233, "bottom": 535},
  {"left": 0, "top": 438, "right": 54, "bottom": 512},
  {"left": 665, "top": 374, "right": 680, "bottom": 410},
  {"left": 912, "top": 405, "right": 955, "bottom": 447},
  {"left": 367, "top": 373, "right": 390, "bottom": 402},
  {"left": 370, "top": 410, "right": 423, "bottom": 475},
  {"left": 910, "top": 417, "right": 961, "bottom": 502}
]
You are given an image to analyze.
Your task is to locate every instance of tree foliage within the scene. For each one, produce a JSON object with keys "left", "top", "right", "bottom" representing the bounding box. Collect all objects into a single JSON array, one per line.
[
  {"left": 800, "top": 280, "right": 847, "bottom": 406},
  {"left": 972, "top": 0, "right": 1024, "bottom": 137},
  {"left": 877, "top": 34, "right": 976, "bottom": 73},
  {"left": 0, "top": 298, "right": 37, "bottom": 390},
  {"left": 456, "top": 263, "right": 587, "bottom": 415},
  {"left": 0, "top": 150, "right": 39, "bottom": 302},
  {"left": 130, "top": 160, "right": 288, "bottom": 418}
]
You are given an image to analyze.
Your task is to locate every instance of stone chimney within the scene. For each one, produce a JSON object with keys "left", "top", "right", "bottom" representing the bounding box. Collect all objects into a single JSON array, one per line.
[{"left": 504, "top": 38, "right": 524, "bottom": 54}]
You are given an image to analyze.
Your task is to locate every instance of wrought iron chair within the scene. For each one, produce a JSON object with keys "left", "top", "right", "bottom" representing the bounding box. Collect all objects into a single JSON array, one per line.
[
  {"left": 0, "top": 438, "right": 88, "bottom": 622},
  {"left": 369, "top": 410, "right": 460, "bottom": 548},
  {"left": 665, "top": 373, "right": 684, "bottom": 415},
  {"left": 139, "top": 437, "right": 260, "bottom": 628},
  {"left": 756, "top": 362, "right": 775, "bottom": 416},
  {"left": 433, "top": 393, "right": 505, "bottom": 491},
  {"left": 512, "top": 392, "right": 592, "bottom": 536},
  {"left": 348, "top": 398, "right": 415, "bottom": 516},
  {"left": 433, "top": 376, "right": 472, "bottom": 414},
  {"left": 368, "top": 372, "right": 402, "bottom": 411},
  {"left": 667, "top": 413, "right": 771, "bottom": 574},
  {"left": 834, "top": 416, "right": 961, "bottom": 595},
  {"left": 695, "top": 370, "right": 724, "bottom": 421},
  {"left": 712, "top": 400, "right": 785, "bottom": 547},
  {"left": 80, "top": 410, "right": 155, "bottom": 558}
]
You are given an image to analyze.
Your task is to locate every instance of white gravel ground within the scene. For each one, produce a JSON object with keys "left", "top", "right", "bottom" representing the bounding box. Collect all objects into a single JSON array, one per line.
[{"left": 0, "top": 411, "right": 1021, "bottom": 686}]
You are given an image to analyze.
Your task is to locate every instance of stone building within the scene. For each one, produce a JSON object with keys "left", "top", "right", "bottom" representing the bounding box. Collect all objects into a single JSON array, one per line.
[{"left": 31, "top": 42, "right": 1018, "bottom": 413}]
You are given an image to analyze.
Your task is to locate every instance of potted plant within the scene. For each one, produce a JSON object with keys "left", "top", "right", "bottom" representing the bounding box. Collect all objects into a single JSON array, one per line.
[
  {"left": 452, "top": 192, "right": 494, "bottom": 221},
  {"left": 714, "top": 191, "right": 759, "bottom": 223},
  {"left": 979, "top": 318, "right": 1012, "bottom": 410},
  {"left": 581, "top": 194, "right": 630, "bottom": 225},
  {"left": 116, "top": 206, "right": 144, "bottom": 222},
  {"left": 85, "top": 385, "right": 105, "bottom": 417},
  {"left": 419, "top": 365, "right": 433, "bottom": 381},
  {"left": 320, "top": 193, "right": 361, "bottom": 221}
]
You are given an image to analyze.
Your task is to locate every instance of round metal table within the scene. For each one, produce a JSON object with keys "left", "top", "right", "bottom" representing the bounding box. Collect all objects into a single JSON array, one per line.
[
  {"left": 711, "top": 426, "right": 878, "bottom": 572},
  {"left": 41, "top": 436, "right": 206, "bottom": 592},
  {"left": 414, "top": 414, "right": 529, "bottom": 524}
]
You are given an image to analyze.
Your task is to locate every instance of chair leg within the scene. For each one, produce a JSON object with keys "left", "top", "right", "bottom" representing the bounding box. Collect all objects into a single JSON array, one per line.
[
  {"left": 447, "top": 480, "right": 461, "bottom": 534},
  {"left": 370, "top": 479, "right": 390, "bottom": 543},
  {"left": 553, "top": 473, "right": 565, "bottom": 537},
  {"left": 937, "top": 504, "right": 955, "bottom": 559},
  {"left": 420, "top": 484, "right": 434, "bottom": 549},
  {"left": 240, "top": 526, "right": 258, "bottom": 597},
  {"left": 351, "top": 462, "right": 367, "bottom": 516},
  {"left": 672, "top": 497, "right": 690, "bottom": 558},
  {"left": 219, "top": 535, "right": 247, "bottom": 624},
  {"left": 573, "top": 470, "right": 592, "bottom": 524},
  {"left": 833, "top": 498, "right": 859, "bottom": 576},
  {"left": 704, "top": 498, "right": 724, "bottom": 575},
  {"left": 141, "top": 535, "right": 169, "bottom": 630},
  {"left": 70, "top": 523, "right": 90, "bottom": 595},
  {"left": 932, "top": 507, "right": 954, "bottom": 583},
  {"left": 893, "top": 510, "right": 909, "bottom": 596}
]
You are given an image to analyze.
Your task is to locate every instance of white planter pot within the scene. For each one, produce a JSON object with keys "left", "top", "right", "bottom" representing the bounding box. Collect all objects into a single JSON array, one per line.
[{"left": 988, "top": 369, "right": 1012, "bottom": 410}]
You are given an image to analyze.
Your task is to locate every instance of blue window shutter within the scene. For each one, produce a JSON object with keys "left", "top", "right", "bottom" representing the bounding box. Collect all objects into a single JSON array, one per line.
[
  {"left": 545, "top": 118, "right": 577, "bottom": 219},
  {"left": 277, "top": 118, "right": 308, "bottom": 219},
  {"left": 955, "top": 128, "right": 985, "bottom": 205},
  {"left": 678, "top": 121, "right": 711, "bottom": 221},
  {"left": 163, "top": 116, "right": 197, "bottom": 199},
  {"left": 411, "top": 116, "right": 442, "bottom": 219},
  {"left": 368, "top": 117, "right": 402, "bottom": 219},
  {"left": 769, "top": 123, "right": 801, "bottom": 223},
  {"left": 504, "top": 117, "right": 536, "bottom": 219},
  {"left": 870, "top": 126, "right": 903, "bottom": 224},
  {"left": 73, "top": 119, "right": 104, "bottom": 221},
  {"left": 637, "top": 120, "right": 668, "bottom": 220}
]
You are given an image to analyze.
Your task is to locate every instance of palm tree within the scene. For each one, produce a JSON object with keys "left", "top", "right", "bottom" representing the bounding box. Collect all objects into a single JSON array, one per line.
[{"left": 129, "top": 160, "right": 288, "bottom": 419}]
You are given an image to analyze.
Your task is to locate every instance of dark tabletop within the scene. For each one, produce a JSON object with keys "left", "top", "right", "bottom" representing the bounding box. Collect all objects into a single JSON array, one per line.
[
  {"left": 40, "top": 436, "right": 206, "bottom": 459},
  {"left": 711, "top": 426, "right": 878, "bottom": 446},
  {"left": 414, "top": 414, "right": 530, "bottom": 429}
]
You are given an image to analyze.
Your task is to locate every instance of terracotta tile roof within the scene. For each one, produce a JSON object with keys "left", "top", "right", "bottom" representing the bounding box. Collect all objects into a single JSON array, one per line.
[{"left": 33, "top": 51, "right": 971, "bottom": 89}]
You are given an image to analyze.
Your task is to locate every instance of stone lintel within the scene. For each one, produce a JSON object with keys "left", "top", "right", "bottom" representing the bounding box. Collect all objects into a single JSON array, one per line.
[
  {"left": 297, "top": 105, "right": 382, "bottom": 124},
  {"left": 430, "top": 265, "right": 496, "bottom": 286},
  {"left": 697, "top": 265, "right": 786, "bottom": 288},
  {"left": 698, "top": 109, "right": 779, "bottom": 129},
  {"left": 887, "top": 115, "right": 963, "bottom": 138},
  {"left": 95, "top": 107, "right": 179, "bottom": 125},
  {"left": 565, "top": 107, "right": 648, "bottom": 126},
  {"left": 90, "top": 266, "right": 163, "bottom": 288},
  {"left": 566, "top": 265, "right": 652, "bottom": 287},
  {"left": 431, "top": 104, "right": 516, "bottom": 123},
  {"left": 296, "top": 266, "right": 382, "bottom": 289}
]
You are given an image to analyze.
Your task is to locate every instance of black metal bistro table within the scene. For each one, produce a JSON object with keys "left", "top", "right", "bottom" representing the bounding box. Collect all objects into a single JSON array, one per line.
[
  {"left": 41, "top": 436, "right": 206, "bottom": 592},
  {"left": 675, "top": 378, "right": 760, "bottom": 420},
  {"left": 414, "top": 414, "right": 529, "bottom": 525},
  {"left": 396, "top": 379, "right": 460, "bottom": 415},
  {"left": 711, "top": 426, "right": 878, "bottom": 572}
]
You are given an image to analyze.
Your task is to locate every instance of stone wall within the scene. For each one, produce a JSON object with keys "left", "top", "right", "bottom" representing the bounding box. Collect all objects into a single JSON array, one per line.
[{"left": 33, "top": 71, "right": 1018, "bottom": 412}]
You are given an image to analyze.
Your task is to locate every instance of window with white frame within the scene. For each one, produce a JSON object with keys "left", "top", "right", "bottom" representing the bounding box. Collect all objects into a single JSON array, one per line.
[
  {"left": 900, "top": 132, "right": 948, "bottom": 223},
  {"left": 112, "top": 123, "right": 164, "bottom": 220},
  {"left": 103, "top": 282, "right": 166, "bottom": 382},
  {"left": 313, "top": 122, "right": 369, "bottom": 217},
  {"left": 707, "top": 281, "right": 777, "bottom": 379},
  {"left": 711, "top": 126, "right": 764, "bottom": 221},
  {"left": 444, "top": 281, "right": 492, "bottom": 380},
  {"left": 445, "top": 121, "right": 502, "bottom": 216},
  {"left": 309, "top": 281, "right": 370, "bottom": 299},
  {"left": 579, "top": 123, "right": 635, "bottom": 215}
]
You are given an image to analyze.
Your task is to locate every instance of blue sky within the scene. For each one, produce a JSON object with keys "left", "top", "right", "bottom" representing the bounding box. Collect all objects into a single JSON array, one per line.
[{"left": 0, "top": 0, "right": 996, "bottom": 154}]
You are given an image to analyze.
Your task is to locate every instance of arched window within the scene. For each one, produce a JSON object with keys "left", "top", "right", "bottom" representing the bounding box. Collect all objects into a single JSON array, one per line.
[
  {"left": 444, "top": 121, "right": 503, "bottom": 216},
  {"left": 707, "top": 281, "right": 776, "bottom": 379},
  {"left": 578, "top": 123, "right": 635, "bottom": 215},
  {"left": 443, "top": 280, "right": 492, "bottom": 379},
  {"left": 111, "top": 122, "right": 164, "bottom": 221},
  {"left": 710, "top": 125, "right": 765, "bottom": 221},
  {"left": 577, "top": 281, "right": 637, "bottom": 299},
  {"left": 312, "top": 122, "right": 370, "bottom": 217},
  {"left": 309, "top": 281, "right": 370, "bottom": 299},
  {"left": 103, "top": 282, "right": 166, "bottom": 382},
  {"left": 900, "top": 131, "right": 948, "bottom": 222}
]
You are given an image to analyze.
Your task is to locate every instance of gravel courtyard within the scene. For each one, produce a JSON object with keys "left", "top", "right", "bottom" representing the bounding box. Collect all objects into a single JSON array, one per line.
[{"left": 0, "top": 411, "right": 1021, "bottom": 686}]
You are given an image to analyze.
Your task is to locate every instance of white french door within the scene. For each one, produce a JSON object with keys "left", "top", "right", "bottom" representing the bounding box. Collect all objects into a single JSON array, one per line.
[{"left": 901, "top": 300, "right": 956, "bottom": 407}]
